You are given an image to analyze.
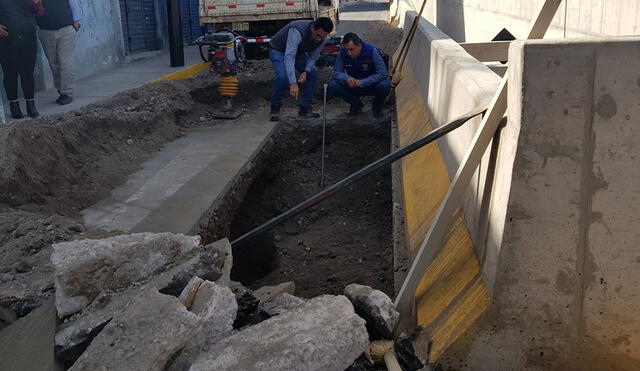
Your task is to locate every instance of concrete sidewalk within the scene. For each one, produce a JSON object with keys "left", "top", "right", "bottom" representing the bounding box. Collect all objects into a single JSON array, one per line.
[
  {"left": 1, "top": 46, "right": 203, "bottom": 125},
  {"left": 83, "top": 113, "right": 276, "bottom": 235}
]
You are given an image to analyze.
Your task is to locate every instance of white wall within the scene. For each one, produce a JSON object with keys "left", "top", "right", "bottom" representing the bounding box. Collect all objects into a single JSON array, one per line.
[{"left": 391, "top": 0, "right": 640, "bottom": 42}]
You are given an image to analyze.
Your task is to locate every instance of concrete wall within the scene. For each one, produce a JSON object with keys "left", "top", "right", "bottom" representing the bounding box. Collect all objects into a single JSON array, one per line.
[
  {"left": 74, "top": 0, "right": 126, "bottom": 78},
  {"left": 393, "top": 11, "right": 505, "bottom": 361},
  {"left": 391, "top": 0, "right": 640, "bottom": 42},
  {"left": 442, "top": 37, "right": 640, "bottom": 370},
  {"left": 393, "top": 7, "right": 640, "bottom": 369}
]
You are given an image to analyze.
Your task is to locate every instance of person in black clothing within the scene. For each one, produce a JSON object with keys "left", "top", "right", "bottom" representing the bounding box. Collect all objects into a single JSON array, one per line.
[{"left": 0, "top": 0, "right": 43, "bottom": 119}]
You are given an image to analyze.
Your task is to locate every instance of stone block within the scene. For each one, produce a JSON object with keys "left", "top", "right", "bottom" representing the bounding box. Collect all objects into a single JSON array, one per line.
[
  {"left": 69, "top": 289, "right": 200, "bottom": 371},
  {"left": 190, "top": 295, "right": 368, "bottom": 371},
  {"left": 345, "top": 283, "right": 399, "bottom": 339},
  {"left": 52, "top": 233, "right": 200, "bottom": 316}
]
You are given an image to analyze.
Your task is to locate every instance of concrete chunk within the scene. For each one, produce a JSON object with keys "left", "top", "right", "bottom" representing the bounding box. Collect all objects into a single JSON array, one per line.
[
  {"left": 55, "top": 248, "right": 222, "bottom": 363},
  {"left": 345, "top": 283, "right": 399, "bottom": 339},
  {"left": 208, "top": 239, "right": 232, "bottom": 287},
  {"left": 0, "top": 298, "right": 55, "bottom": 371},
  {"left": 167, "top": 281, "right": 237, "bottom": 371},
  {"left": 253, "top": 281, "right": 295, "bottom": 303},
  {"left": 190, "top": 295, "right": 368, "bottom": 371},
  {"left": 52, "top": 232, "right": 199, "bottom": 316},
  {"left": 69, "top": 289, "right": 201, "bottom": 371},
  {"left": 261, "top": 293, "right": 305, "bottom": 316},
  {"left": 178, "top": 276, "right": 204, "bottom": 309}
]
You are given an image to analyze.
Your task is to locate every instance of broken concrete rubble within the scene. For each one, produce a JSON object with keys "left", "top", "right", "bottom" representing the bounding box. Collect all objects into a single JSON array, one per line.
[
  {"left": 166, "top": 281, "right": 237, "bottom": 371},
  {"left": 157, "top": 244, "right": 227, "bottom": 296},
  {"left": 52, "top": 232, "right": 200, "bottom": 316},
  {"left": 190, "top": 295, "right": 369, "bottom": 371},
  {"left": 209, "top": 239, "right": 233, "bottom": 287},
  {"left": 69, "top": 289, "right": 201, "bottom": 371},
  {"left": 55, "top": 241, "right": 229, "bottom": 364},
  {"left": 178, "top": 276, "right": 204, "bottom": 310},
  {"left": 345, "top": 283, "right": 399, "bottom": 339},
  {"left": 253, "top": 281, "right": 295, "bottom": 303},
  {"left": 260, "top": 292, "right": 305, "bottom": 316}
]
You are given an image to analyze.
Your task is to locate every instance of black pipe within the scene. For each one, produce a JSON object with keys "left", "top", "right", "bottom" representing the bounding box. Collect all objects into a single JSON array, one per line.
[
  {"left": 166, "top": 0, "right": 184, "bottom": 67},
  {"left": 230, "top": 106, "right": 487, "bottom": 248}
]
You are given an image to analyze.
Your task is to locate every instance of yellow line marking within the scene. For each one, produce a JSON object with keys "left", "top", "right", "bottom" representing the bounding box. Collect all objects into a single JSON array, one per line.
[{"left": 153, "top": 62, "right": 209, "bottom": 82}]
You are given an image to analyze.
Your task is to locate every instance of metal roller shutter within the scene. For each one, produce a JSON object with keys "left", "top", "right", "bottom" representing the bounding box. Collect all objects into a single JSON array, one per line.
[
  {"left": 180, "top": 0, "right": 203, "bottom": 43},
  {"left": 120, "top": 0, "right": 160, "bottom": 54}
]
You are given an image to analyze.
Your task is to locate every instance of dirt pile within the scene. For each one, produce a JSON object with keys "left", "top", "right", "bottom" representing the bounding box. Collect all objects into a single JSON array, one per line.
[
  {"left": 0, "top": 210, "right": 84, "bottom": 319},
  {"left": 0, "top": 64, "right": 276, "bottom": 315},
  {"left": 0, "top": 77, "right": 216, "bottom": 214}
]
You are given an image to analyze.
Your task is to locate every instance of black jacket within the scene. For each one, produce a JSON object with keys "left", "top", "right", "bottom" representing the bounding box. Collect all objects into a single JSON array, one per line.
[
  {"left": 0, "top": 0, "right": 38, "bottom": 33},
  {"left": 37, "top": 0, "right": 73, "bottom": 30}
]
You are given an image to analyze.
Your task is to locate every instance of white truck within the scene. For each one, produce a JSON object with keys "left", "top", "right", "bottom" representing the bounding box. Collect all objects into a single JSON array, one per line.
[{"left": 198, "top": 0, "right": 340, "bottom": 59}]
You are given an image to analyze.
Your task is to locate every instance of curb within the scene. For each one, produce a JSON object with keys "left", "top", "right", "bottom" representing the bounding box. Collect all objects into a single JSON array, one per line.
[{"left": 153, "top": 62, "right": 210, "bottom": 82}]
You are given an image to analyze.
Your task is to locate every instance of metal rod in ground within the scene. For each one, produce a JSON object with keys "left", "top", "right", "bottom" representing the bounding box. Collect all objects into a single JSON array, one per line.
[
  {"left": 230, "top": 106, "right": 487, "bottom": 248},
  {"left": 320, "top": 84, "right": 328, "bottom": 189}
]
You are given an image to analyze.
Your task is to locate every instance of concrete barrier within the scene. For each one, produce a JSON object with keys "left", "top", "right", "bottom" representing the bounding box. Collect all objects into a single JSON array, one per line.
[
  {"left": 393, "top": 11, "right": 502, "bottom": 361},
  {"left": 441, "top": 37, "right": 640, "bottom": 371},
  {"left": 395, "top": 13, "right": 640, "bottom": 366}
]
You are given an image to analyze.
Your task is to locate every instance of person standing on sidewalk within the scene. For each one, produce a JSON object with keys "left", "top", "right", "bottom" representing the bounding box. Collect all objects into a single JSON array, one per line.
[
  {"left": 37, "top": 0, "right": 82, "bottom": 105},
  {"left": 268, "top": 17, "right": 333, "bottom": 122},
  {"left": 0, "top": 0, "right": 44, "bottom": 119}
]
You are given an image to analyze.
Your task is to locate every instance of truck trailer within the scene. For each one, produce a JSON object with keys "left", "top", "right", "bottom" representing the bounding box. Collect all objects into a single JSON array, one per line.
[{"left": 198, "top": 0, "right": 340, "bottom": 59}]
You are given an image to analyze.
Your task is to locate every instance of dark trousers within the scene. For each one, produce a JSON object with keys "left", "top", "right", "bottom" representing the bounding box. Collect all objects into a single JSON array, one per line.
[
  {"left": 0, "top": 31, "right": 38, "bottom": 100},
  {"left": 327, "top": 79, "right": 392, "bottom": 108}
]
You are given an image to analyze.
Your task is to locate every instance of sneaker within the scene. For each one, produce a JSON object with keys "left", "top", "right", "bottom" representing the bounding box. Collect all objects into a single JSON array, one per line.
[
  {"left": 269, "top": 105, "right": 281, "bottom": 122},
  {"left": 298, "top": 106, "right": 320, "bottom": 118},
  {"left": 348, "top": 101, "right": 364, "bottom": 116},
  {"left": 372, "top": 105, "right": 383, "bottom": 119},
  {"left": 9, "top": 101, "right": 24, "bottom": 119},
  {"left": 57, "top": 94, "right": 73, "bottom": 105}
]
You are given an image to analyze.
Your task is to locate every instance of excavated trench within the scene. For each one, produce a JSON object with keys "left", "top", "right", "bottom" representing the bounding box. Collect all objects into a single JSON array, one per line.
[{"left": 220, "top": 120, "right": 395, "bottom": 298}]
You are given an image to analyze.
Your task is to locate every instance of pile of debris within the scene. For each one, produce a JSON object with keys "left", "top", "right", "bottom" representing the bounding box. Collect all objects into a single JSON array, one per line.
[{"left": 12, "top": 231, "right": 426, "bottom": 370}]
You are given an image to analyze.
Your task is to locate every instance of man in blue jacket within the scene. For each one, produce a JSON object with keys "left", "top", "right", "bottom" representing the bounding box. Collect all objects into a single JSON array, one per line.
[{"left": 328, "top": 32, "right": 391, "bottom": 118}]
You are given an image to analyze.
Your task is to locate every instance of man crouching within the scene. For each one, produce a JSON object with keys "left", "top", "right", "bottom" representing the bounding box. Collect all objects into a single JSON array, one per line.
[
  {"left": 328, "top": 32, "right": 391, "bottom": 118},
  {"left": 268, "top": 17, "right": 334, "bottom": 122}
]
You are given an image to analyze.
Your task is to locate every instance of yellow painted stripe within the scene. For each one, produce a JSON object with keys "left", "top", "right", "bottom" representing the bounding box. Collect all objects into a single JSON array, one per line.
[
  {"left": 153, "top": 62, "right": 209, "bottom": 82},
  {"left": 395, "top": 66, "right": 491, "bottom": 361}
]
